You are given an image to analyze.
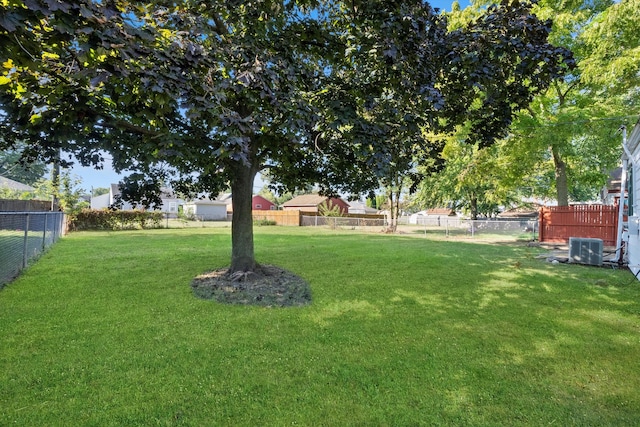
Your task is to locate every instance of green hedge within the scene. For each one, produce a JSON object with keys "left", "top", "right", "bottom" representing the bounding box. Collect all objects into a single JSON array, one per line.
[{"left": 69, "top": 209, "right": 165, "bottom": 231}]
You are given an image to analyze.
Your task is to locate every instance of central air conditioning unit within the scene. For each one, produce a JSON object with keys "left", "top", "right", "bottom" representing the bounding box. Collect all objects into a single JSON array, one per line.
[{"left": 569, "top": 237, "right": 603, "bottom": 266}]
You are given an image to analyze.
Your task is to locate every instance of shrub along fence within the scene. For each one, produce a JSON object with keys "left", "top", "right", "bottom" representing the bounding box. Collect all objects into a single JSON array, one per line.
[
  {"left": 0, "top": 211, "right": 66, "bottom": 288},
  {"left": 68, "top": 209, "right": 165, "bottom": 231}
]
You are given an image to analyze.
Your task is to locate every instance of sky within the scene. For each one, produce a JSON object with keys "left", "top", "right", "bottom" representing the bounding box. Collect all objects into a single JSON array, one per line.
[
  {"left": 430, "top": 0, "right": 472, "bottom": 11},
  {"left": 70, "top": 0, "right": 473, "bottom": 194}
]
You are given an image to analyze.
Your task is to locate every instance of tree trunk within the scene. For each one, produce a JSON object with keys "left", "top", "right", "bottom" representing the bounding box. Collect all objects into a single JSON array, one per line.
[
  {"left": 552, "top": 145, "right": 569, "bottom": 206},
  {"left": 386, "top": 190, "right": 396, "bottom": 232},
  {"left": 470, "top": 194, "right": 478, "bottom": 220},
  {"left": 230, "top": 161, "right": 259, "bottom": 273}
]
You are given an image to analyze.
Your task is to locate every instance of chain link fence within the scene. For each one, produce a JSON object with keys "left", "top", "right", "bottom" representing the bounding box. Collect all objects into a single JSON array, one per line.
[
  {"left": 300, "top": 214, "right": 538, "bottom": 240},
  {"left": 301, "top": 215, "right": 386, "bottom": 229},
  {"left": 400, "top": 216, "right": 538, "bottom": 240},
  {"left": 1, "top": 212, "right": 66, "bottom": 288}
]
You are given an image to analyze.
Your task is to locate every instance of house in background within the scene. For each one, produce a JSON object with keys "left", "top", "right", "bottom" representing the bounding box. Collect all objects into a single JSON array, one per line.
[
  {"left": 281, "top": 194, "right": 350, "bottom": 215},
  {"left": 409, "top": 208, "right": 458, "bottom": 224},
  {"left": 90, "top": 183, "right": 182, "bottom": 218},
  {"left": 602, "top": 167, "right": 625, "bottom": 206},
  {"left": 217, "top": 193, "right": 234, "bottom": 213},
  {"left": 183, "top": 199, "right": 227, "bottom": 220},
  {"left": 348, "top": 200, "right": 378, "bottom": 215},
  {"left": 252, "top": 194, "right": 277, "bottom": 211},
  {"left": 221, "top": 194, "right": 277, "bottom": 212},
  {"left": 0, "top": 175, "right": 35, "bottom": 192}
]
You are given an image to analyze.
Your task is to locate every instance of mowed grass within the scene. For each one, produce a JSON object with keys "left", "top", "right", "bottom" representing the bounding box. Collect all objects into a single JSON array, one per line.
[{"left": 1, "top": 227, "right": 640, "bottom": 426}]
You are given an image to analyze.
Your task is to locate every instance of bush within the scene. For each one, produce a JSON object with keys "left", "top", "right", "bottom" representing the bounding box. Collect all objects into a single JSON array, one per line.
[
  {"left": 253, "top": 219, "right": 277, "bottom": 226},
  {"left": 69, "top": 209, "right": 165, "bottom": 231}
]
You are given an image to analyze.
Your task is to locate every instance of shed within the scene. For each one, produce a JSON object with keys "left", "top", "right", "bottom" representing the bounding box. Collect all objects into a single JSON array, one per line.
[{"left": 183, "top": 199, "right": 227, "bottom": 220}]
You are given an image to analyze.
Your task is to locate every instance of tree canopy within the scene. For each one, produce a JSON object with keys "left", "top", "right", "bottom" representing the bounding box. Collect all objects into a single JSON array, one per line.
[
  {"left": 1, "top": 0, "right": 571, "bottom": 273},
  {"left": 454, "top": 0, "right": 640, "bottom": 207}
]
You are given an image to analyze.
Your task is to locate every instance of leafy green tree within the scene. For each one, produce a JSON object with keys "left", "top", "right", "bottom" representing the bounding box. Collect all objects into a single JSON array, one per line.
[
  {"left": 0, "top": 186, "right": 32, "bottom": 200},
  {"left": 466, "top": 0, "right": 640, "bottom": 206},
  {"left": 414, "top": 128, "right": 519, "bottom": 219},
  {"left": 314, "top": 0, "right": 572, "bottom": 230},
  {"left": 33, "top": 170, "right": 86, "bottom": 213},
  {"left": 0, "top": 0, "right": 571, "bottom": 274}
]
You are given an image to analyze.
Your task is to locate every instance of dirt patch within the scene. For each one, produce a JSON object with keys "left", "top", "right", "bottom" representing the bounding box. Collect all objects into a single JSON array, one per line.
[{"left": 191, "top": 264, "right": 312, "bottom": 307}]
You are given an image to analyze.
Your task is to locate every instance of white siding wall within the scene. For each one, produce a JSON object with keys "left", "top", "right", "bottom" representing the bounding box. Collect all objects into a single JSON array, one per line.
[
  {"left": 626, "top": 120, "right": 640, "bottom": 278},
  {"left": 628, "top": 163, "right": 640, "bottom": 277},
  {"left": 185, "top": 203, "right": 227, "bottom": 220}
]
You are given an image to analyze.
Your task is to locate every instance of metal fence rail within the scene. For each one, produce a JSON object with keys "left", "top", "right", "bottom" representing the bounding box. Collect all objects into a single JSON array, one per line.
[
  {"left": 0, "top": 212, "right": 66, "bottom": 288},
  {"left": 301, "top": 215, "right": 386, "bottom": 228},
  {"left": 400, "top": 216, "right": 538, "bottom": 239},
  {"left": 300, "top": 214, "right": 538, "bottom": 240}
]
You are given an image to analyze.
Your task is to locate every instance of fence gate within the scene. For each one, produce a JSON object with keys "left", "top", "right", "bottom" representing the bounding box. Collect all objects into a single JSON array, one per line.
[{"left": 538, "top": 205, "right": 618, "bottom": 246}]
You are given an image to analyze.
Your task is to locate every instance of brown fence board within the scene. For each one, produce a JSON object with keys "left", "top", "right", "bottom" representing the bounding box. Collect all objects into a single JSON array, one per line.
[
  {"left": 539, "top": 205, "right": 618, "bottom": 246},
  {"left": 252, "top": 210, "right": 301, "bottom": 226},
  {"left": 0, "top": 199, "right": 55, "bottom": 212}
]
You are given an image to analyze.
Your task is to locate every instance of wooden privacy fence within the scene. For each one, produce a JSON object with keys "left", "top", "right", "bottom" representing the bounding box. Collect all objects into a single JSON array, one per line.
[
  {"left": 252, "top": 210, "right": 302, "bottom": 226},
  {"left": 538, "top": 205, "right": 618, "bottom": 246},
  {"left": 0, "top": 199, "right": 56, "bottom": 212},
  {"left": 251, "top": 210, "right": 386, "bottom": 227}
]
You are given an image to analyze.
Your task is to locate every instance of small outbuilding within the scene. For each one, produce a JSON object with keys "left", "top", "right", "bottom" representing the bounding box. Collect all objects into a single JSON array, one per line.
[{"left": 183, "top": 199, "right": 228, "bottom": 221}]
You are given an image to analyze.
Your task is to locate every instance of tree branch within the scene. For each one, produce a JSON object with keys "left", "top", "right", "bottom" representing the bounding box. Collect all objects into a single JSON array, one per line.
[{"left": 212, "top": 13, "right": 228, "bottom": 36}]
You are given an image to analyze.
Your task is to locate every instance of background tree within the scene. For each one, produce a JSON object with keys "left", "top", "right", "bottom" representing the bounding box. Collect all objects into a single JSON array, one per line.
[
  {"left": 414, "top": 128, "right": 519, "bottom": 219},
  {"left": 460, "top": 0, "right": 640, "bottom": 206},
  {"left": 1, "top": 0, "right": 571, "bottom": 278},
  {"left": 313, "top": 0, "right": 572, "bottom": 231},
  {"left": 33, "top": 170, "right": 86, "bottom": 212}
]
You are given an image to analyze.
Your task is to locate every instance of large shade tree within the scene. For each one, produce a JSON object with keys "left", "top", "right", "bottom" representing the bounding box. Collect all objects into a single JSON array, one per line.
[
  {"left": 463, "top": 0, "right": 640, "bottom": 206},
  {"left": 1, "top": 0, "right": 571, "bottom": 275},
  {"left": 319, "top": 0, "right": 574, "bottom": 229}
]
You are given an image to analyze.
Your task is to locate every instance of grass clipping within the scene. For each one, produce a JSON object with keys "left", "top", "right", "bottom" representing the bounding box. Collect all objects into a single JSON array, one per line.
[{"left": 191, "top": 264, "right": 312, "bottom": 307}]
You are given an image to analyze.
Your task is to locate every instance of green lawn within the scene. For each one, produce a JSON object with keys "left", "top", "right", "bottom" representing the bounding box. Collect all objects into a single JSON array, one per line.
[{"left": 1, "top": 227, "right": 639, "bottom": 426}]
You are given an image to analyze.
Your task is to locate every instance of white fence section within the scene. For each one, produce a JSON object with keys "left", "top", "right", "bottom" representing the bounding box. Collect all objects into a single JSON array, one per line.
[{"left": 0, "top": 212, "right": 66, "bottom": 288}]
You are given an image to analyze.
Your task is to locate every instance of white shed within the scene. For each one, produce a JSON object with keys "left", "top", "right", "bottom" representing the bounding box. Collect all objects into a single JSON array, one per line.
[
  {"left": 183, "top": 199, "right": 228, "bottom": 221},
  {"left": 624, "top": 118, "right": 640, "bottom": 278}
]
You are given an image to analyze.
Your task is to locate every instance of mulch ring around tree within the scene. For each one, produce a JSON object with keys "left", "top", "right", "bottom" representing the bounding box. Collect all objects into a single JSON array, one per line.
[{"left": 191, "top": 264, "right": 312, "bottom": 307}]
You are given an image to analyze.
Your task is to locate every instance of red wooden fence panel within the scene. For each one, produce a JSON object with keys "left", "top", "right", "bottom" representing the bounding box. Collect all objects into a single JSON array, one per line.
[{"left": 538, "top": 205, "right": 619, "bottom": 246}]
